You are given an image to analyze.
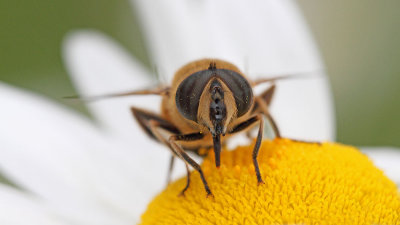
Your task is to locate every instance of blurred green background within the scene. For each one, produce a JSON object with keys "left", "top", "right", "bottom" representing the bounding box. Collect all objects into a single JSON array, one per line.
[{"left": 1, "top": 0, "right": 399, "bottom": 148}]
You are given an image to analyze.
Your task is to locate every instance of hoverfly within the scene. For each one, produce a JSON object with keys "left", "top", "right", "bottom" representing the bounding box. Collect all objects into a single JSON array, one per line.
[{"left": 73, "top": 59, "right": 291, "bottom": 197}]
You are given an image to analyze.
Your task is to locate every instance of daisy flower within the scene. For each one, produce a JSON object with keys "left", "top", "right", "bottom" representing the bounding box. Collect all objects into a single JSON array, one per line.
[{"left": 0, "top": 1, "right": 399, "bottom": 224}]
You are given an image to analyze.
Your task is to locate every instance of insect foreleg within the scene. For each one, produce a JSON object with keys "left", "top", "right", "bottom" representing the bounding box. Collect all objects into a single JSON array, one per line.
[
  {"left": 230, "top": 114, "right": 265, "bottom": 184},
  {"left": 169, "top": 133, "right": 213, "bottom": 197}
]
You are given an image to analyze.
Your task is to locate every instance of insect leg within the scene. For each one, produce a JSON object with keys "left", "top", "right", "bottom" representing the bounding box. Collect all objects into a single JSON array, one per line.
[
  {"left": 179, "top": 164, "right": 191, "bottom": 196},
  {"left": 166, "top": 155, "right": 175, "bottom": 184},
  {"left": 247, "top": 84, "right": 277, "bottom": 139},
  {"left": 255, "top": 94, "right": 281, "bottom": 138},
  {"left": 144, "top": 120, "right": 185, "bottom": 187},
  {"left": 291, "top": 138, "right": 322, "bottom": 145},
  {"left": 252, "top": 88, "right": 321, "bottom": 144},
  {"left": 131, "top": 107, "right": 180, "bottom": 142},
  {"left": 251, "top": 71, "right": 318, "bottom": 87},
  {"left": 230, "top": 114, "right": 265, "bottom": 184},
  {"left": 252, "top": 75, "right": 292, "bottom": 86},
  {"left": 65, "top": 86, "right": 170, "bottom": 101},
  {"left": 130, "top": 107, "right": 182, "bottom": 185},
  {"left": 169, "top": 133, "right": 213, "bottom": 197},
  {"left": 259, "top": 83, "right": 276, "bottom": 106},
  {"left": 253, "top": 95, "right": 321, "bottom": 145}
]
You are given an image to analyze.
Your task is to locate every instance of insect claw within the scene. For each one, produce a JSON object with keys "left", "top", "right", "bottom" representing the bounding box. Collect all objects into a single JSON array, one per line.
[
  {"left": 178, "top": 184, "right": 190, "bottom": 197},
  {"left": 258, "top": 179, "right": 265, "bottom": 185},
  {"left": 206, "top": 191, "right": 214, "bottom": 199},
  {"left": 178, "top": 191, "right": 186, "bottom": 197}
]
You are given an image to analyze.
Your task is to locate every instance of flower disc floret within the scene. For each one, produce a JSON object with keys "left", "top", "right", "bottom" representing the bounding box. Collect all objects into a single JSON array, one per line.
[{"left": 141, "top": 139, "right": 400, "bottom": 225}]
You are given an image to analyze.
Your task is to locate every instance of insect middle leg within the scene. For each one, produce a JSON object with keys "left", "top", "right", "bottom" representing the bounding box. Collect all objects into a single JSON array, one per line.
[{"left": 230, "top": 114, "right": 265, "bottom": 184}]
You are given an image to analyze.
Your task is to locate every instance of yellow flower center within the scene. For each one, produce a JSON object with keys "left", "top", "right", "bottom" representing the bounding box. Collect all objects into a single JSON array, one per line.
[{"left": 140, "top": 139, "right": 400, "bottom": 225}]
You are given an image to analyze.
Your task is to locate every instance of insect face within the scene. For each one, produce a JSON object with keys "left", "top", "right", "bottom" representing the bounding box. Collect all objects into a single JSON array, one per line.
[
  {"left": 175, "top": 63, "right": 254, "bottom": 137},
  {"left": 209, "top": 78, "right": 226, "bottom": 136},
  {"left": 173, "top": 62, "right": 256, "bottom": 173}
]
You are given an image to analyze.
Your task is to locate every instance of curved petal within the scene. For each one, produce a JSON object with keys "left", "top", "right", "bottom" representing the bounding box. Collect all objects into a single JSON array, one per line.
[
  {"left": 0, "top": 83, "right": 167, "bottom": 224},
  {"left": 63, "top": 32, "right": 182, "bottom": 219},
  {"left": 63, "top": 30, "right": 160, "bottom": 141},
  {"left": 0, "top": 184, "right": 69, "bottom": 225},
  {"left": 131, "top": 0, "right": 334, "bottom": 141},
  {"left": 0, "top": 82, "right": 105, "bottom": 200},
  {"left": 362, "top": 147, "right": 400, "bottom": 186}
]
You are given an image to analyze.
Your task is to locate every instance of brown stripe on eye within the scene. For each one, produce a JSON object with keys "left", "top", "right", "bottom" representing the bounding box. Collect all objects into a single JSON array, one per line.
[
  {"left": 175, "top": 70, "right": 213, "bottom": 122},
  {"left": 217, "top": 69, "right": 253, "bottom": 117}
]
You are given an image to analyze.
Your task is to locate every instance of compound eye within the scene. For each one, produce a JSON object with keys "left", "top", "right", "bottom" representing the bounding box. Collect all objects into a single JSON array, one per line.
[
  {"left": 175, "top": 70, "right": 213, "bottom": 122},
  {"left": 217, "top": 69, "right": 253, "bottom": 117}
]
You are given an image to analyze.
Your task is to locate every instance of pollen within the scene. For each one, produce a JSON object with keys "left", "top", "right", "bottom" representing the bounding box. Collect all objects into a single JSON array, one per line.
[{"left": 140, "top": 139, "right": 400, "bottom": 225}]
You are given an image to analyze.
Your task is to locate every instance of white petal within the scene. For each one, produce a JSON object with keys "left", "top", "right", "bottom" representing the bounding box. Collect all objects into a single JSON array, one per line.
[
  {"left": 362, "top": 147, "right": 400, "bottom": 186},
  {"left": 63, "top": 31, "right": 182, "bottom": 219},
  {"left": 131, "top": 0, "right": 334, "bottom": 141},
  {"left": 63, "top": 30, "right": 160, "bottom": 141},
  {"left": 0, "top": 82, "right": 103, "bottom": 198},
  {"left": 0, "top": 81, "right": 182, "bottom": 223},
  {"left": 132, "top": 0, "right": 321, "bottom": 76},
  {"left": 0, "top": 184, "right": 69, "bottom": 225},
  {"left": 270, "top": 77, "right": 335, "bottom": 141},
  {"left": 0, "top": 83, "right": 149, "bottom": 224}
]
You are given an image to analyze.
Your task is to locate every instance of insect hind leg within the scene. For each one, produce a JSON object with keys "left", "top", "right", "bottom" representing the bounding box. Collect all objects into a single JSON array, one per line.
[
  {"left": 166, "top": 155, "right": 175, "bottom": 185},
  {"left": 252, "top": 84, "right": 320, "bottom": 144},
  {"left": 248, "top": 84, "right": 281, "bottom": 139}
]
